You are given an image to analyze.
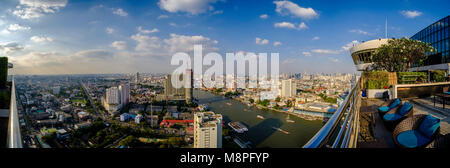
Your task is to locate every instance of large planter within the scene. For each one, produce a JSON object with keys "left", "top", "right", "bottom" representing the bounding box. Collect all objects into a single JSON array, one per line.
[{"left": 367, "top": 89, "right": 389, "bottom": 99}]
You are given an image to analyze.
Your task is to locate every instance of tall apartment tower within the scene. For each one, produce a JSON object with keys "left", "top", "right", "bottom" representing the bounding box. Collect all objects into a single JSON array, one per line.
[
  {"left": 106, "top": 87, "right": 120, "bottom": 105},
  {"left": 194, "top": 112, "right": 222, "bottom": 148},
  {"left": 135, "top": 72, "right": 140, "bottom": 84},
  {"left": 119, "top": 83, "right": 130, "bottom": 107},
  {"left": 281, "top": 79, "right": 296, "bottom": 98},
  {"left": 164, "top": 73, "right": 186, "bottom": 100},
  {"left": 185, "top": 69, "right": 193, "bottom": 103}
]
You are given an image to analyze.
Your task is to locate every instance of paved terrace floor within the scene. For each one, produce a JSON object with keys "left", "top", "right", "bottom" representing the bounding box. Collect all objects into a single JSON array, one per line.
[{"left": 358, "top": 98, "right": 450, "bottom": 148}]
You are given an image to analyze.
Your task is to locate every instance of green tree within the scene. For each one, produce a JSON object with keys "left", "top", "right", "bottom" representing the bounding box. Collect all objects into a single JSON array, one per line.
[
  {"left": 119, "top": 135, "right": 138, "bottom": 147},
  {"left": 372, "top": 37, "right": 434, "bottom": 72},
  {"left": 0, "top": 57, "right": 7, "bottom": 89},
  {"left": 275, "top": 96, "right": 281, "bottom": 102}
]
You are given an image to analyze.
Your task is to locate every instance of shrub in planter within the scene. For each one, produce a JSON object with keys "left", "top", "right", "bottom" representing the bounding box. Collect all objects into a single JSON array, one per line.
[
  {"left": 431, "top": 70, "right": 446, "bottom": 82},
  {"left": 364, "top": 71, "right": 389, "bottom": 89},
  {"left": 398, "top": 72, "right": 428, "bottom": 84}
]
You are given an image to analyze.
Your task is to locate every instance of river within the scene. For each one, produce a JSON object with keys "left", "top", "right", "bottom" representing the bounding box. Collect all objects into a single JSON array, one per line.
[{"left": 194, "top": 90, "right": 324, "bottom": 148}]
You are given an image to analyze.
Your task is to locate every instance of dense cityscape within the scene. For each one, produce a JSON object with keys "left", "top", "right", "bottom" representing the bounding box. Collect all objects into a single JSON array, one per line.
[{"left": 13, "top": 72, "right": 353, "bottom": 148}]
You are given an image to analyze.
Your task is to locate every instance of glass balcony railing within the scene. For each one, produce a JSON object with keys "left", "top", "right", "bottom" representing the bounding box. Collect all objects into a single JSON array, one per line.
[
  {"left": 303, "top": 78, "right": 361, "bottom": 148},
  {"left": 7, "top": 77, "right": 22, "bottom": 148}
]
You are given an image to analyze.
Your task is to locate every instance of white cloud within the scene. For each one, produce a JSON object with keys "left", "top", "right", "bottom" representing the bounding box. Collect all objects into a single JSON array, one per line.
[
  {"left": 342, "top": 40, "right": 359, "bottom": 51},
  {"left": 298, "top": 22, "right": 308, "bottom": 30},
  {"left": 311, "top": 49, "right": 340, "bottom": 54},
  {"left": 30, "top": 36, "right": 53, "bottom": 43},
  {"left": 0, "top": 42, "right": 25, "bottom": 54},
  {"left": 131, "top": 33, "right": 162, "bottom": 53},
  {"left": 169, "top": 22, "right": 177, "bottom": 27},
  {"left": 329, "top": 57, "right": 339, "bottom": 62},
  {"left": 113, "top": 8, "right": 128, "bottom": 16},
  {"left": 163, "top": 33, "right": 219, "bottom": 53},
  {"left": 106, "top": 27, "right": 114, "bottom": 34},
  {"left": 74, "top": 49, "right": 114, "bottom": 60},
  {"left": 13, "top": 0, "right": 68, "bottom": 19},
  {"left": 12, "top": 52, "right": 66, "bottom": 67},
  {"left": 274, "top": 21, "right": 307, "bottom": 30},
  {"left": 349, "top": 29, "right": 370, "bottom": 35},
  {"left": 312, "top": 36, "right": 320, "bottom": 40},
  {"left": 130, "top": 32, "right": 219, "bottom": 56},
  {"left": 274, "top": 0, "right": 318, "bottom": 19},
  {"left": 400, "top": 10, "right": 422, "bottom": 18},
  {"left": 1, "top": 29, "right": 11, "bottom": 35},
  {"left": 157, "top": 15, "right": 169, "bottom": 19},
  {"left": 256, "top": 37, "right": 269, "bottom": 45},
  {"left": 138, "top": 26, "right": 159, "bottom": 34},
  {"left": 273, "top": 41, "right": 282, "bottom": 46},
  {"left": 158, "top": 0, "right": 218, "bottom": 15},
  {"left": 274, "top": 22, "right": 296, "bottom": 29},
  {"left": 8, "top": 24, "right": 31, "bottom": 31},
  {"left": 302, "top": 51, "right": 312, "bottom": 57},
  {"left": 111, "top": 41, "right": 127, "bottom": 50},
  {"left": 212, "top": 10, "right": 223, "bottom": 15},
  {"left": 260, "top": 14, "right": 268, "bottom": 19}
]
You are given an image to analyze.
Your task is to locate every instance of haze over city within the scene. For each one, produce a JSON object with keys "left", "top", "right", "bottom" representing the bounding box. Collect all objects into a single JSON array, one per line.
[{"left": 0, "top": 0, "right": 449, "bottom": 75}]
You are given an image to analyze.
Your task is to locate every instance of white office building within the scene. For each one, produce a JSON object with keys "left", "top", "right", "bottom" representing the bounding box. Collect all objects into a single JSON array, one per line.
[{"left": 281, "top": 79, "right": 296, "bottom": 98}]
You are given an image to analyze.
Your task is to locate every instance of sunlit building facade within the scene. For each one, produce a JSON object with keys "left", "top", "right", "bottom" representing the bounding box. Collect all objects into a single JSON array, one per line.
[{"left": 411, "top": 15, "right": 450, "bottom": 72}]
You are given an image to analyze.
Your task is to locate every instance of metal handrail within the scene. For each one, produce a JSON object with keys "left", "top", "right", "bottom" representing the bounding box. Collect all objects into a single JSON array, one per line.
[
  {"left": 303, "top": 78, "right": 361, "bottom": 148},
  {"left": 7, "top": 77, "right": 23, "bottom": 148}
]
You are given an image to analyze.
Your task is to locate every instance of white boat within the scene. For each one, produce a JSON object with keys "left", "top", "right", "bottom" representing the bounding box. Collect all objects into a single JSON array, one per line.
[
  {"left": 286, "top": 114, "right": 295, "bottom": 123},
  {"left": 272, "top": 127, "right": 290, "bottom": 135},
  {"left": 257, "top": 115, "right": 264, "bottom": 120}
]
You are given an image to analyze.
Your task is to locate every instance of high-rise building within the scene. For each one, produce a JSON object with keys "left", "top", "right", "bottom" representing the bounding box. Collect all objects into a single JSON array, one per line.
[
  {"left": 106, "top": 87, "right": 120, "bottom": 105},
  {"left": 119, "top": 83, "right": 130, "bottom": 107},
  {"left": 105, "top": 87, "right": 120, "bottom": 113},
  {"left": 135, "top": 72, "right": 140, "bottom": 84},
  {"left": 185, "top": 69, "right": 193, "bottom": 103},
  {"left": 281, "top": 79, "right": 296, "bottom": 98},
  {"left": 164, "top": 73, "right": 186, "bottom": 101},
  {"left": 194, "top": 112, "right": 222, "bottom": 148}
]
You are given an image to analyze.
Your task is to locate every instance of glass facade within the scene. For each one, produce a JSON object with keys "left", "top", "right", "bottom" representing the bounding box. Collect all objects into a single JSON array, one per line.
[{"left": 411, "top": 15, "right": 450, "bottom": 67}]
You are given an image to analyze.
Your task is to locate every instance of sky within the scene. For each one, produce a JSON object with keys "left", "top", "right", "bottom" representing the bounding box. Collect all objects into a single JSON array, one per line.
[{"left": 0, "top": 0, "right": 449, "bottom": 75}]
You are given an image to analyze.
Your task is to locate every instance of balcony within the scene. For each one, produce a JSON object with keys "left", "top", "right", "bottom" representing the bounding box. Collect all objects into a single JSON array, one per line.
[
  {"left": 304, "top": 78, "right": 450, "bottom": 148},
  {"left": 0, "top": 62, "right": 22, "bottom": 148}
]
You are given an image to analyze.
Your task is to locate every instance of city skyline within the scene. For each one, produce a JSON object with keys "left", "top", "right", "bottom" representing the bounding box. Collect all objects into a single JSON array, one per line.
[{"left": 0, "top": 0, "right": 449, "bottom": 75}]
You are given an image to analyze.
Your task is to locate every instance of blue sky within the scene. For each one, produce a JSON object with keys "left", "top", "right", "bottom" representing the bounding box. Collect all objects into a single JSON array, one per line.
[{"left": 0, "top": 0, "right": 449, "bottom": 75}]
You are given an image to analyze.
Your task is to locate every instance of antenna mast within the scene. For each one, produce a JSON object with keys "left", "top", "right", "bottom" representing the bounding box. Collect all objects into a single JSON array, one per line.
[{"left": 385, "top": 17, "right": 388, "bottom": 39}]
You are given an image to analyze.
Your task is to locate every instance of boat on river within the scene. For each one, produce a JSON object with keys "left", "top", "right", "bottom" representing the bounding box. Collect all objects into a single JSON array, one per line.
[
  {"left": 286, "top": 114, "right": 295, "bottom": 123},
  {"left": 257, "top": 115, "right": 265, "bottom": 120},
  {"left": 272, "top": 127, "right": 290, "bottom": 135},
  {"left": 228, "top": 122, "right": 248, "bottom": 133}
]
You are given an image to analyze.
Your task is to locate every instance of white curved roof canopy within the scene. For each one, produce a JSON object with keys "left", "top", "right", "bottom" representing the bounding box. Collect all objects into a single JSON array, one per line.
[{"left": 350, "top": 39, "right": 389, "bottom": 54}]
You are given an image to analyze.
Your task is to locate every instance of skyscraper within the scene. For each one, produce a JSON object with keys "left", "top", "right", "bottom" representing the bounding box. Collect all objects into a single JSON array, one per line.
[
  {"left": 164, "top": 73, "right": 186, "bottom": 101},
  {"left": 185, "top": 69, "right": 193, "bottom": 103},
  {"left": 281, "top": 79, "right": 296, "bottom": 98},
  {"left": 194, "top": 112, "right": 222, "bottom": 148},
  {"left": 135, "top": 72, "right": 140, "bottom": 84},
  {"left": 105, "top": 87, "right": 120, "bottom": 113},
  {"left": 119, "top": 83, "right": 130, "bottom": 107},
  {"left": 106, "top": 87, "right": 120, "bottom": 105}
]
